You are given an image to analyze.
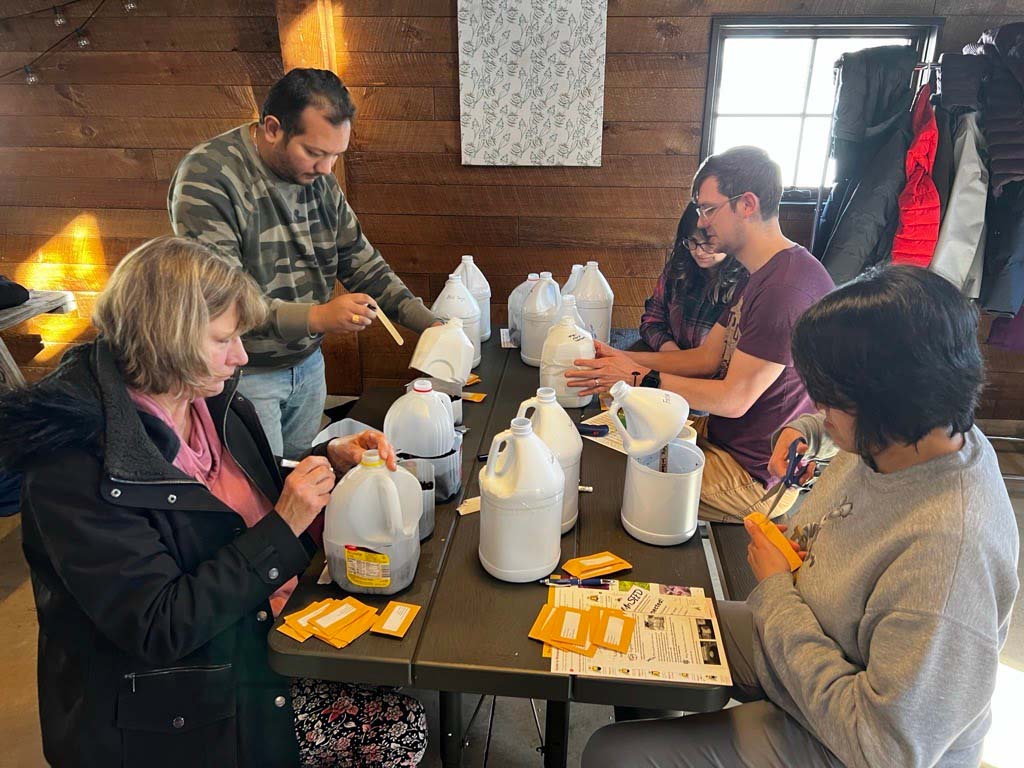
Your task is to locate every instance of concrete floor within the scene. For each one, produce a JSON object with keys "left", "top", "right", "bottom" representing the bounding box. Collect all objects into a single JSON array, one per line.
[{"left": 1, "top": 435, "right": 1021, "bottom": 768}]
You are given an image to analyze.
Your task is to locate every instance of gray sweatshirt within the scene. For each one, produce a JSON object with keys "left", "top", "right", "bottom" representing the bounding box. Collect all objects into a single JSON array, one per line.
[{"left": 749, "top": 414, "right": 1018, "bottom": 768}]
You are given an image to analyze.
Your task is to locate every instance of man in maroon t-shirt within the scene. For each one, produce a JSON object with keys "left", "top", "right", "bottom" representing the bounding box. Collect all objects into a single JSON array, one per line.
[{"left": 568, "top": 146, "right": 834, "bottom": 522}]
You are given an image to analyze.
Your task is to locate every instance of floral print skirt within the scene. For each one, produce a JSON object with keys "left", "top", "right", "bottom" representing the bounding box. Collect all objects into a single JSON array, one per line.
[{"left": 290, "top": 678, "right": 428, "bottom": 767}]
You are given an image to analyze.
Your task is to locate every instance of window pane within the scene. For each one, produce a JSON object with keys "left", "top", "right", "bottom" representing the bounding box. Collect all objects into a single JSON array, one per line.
[
  {"left": 716, "top": 38, "right": 813, "bottom": 115},
  {"left": 795, "top": 116, "right": 835, "bottom": 187},
  {"left": 713, "top": 116, "right": 802, "bottom": 186},
  {"left": 805, "top": 37, "right": 913, "bottom": 114}
]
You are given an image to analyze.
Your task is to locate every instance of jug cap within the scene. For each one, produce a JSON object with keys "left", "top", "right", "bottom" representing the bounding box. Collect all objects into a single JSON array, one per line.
[
  {"left": 586, "top": 260, "right": 598, "bottom": 267},
  {"left": 571, "top": 264, "right": 583, "bottom": 271},
  {"left": 413, "top": 379, "right": 433, "bottom": 393},
  {"left": 528, "top": 272, "right": 539, "bottom": 280},
  {"left": 536, "top": 387, "right": 557, "bottom": 403},
  {"left": 461, "top": 254, "right": 474, "bottom": 263},
  {"left": 360, "top": 449, "right": 385, "bottom": 467},
  {"left": 540, "top": 271, "right": 552, "bottom": 279},
  {"left": 447, "top": 273, "right": 463, "bottom": 283},
  {"left": 510, "top": 416, "right": 534, "bottom": 436},
  {"left": 609, "top": 380, "right": 631, "bottom": 400},
  {"left": 556, "top": 314, "right": 576, "bottom": 327}
]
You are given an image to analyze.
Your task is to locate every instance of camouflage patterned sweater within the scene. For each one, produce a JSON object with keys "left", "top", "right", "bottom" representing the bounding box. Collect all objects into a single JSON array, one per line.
[{"left": 168, "top": 124, "right": 438, "bottom": 370}]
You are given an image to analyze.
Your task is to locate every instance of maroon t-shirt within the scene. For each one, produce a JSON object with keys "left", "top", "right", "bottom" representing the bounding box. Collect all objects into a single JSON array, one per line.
[{"left": 707, "top": 245, "right": 834, "bottom": 486}]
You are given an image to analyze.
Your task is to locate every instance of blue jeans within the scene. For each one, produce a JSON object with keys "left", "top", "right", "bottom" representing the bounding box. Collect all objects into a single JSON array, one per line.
[{"left": 236, "top": 349, "right": 327, "bottom": 460}]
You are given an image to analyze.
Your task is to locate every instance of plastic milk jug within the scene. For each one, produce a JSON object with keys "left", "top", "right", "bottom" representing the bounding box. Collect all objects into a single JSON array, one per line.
[
  {"left": 384, "top": 380, "right": 462, "bottom": 501},
  {"left": 520, "top": 271, "right": 561, "bottom": 367},
  {"left": 478, "top": 417, "right": 564, "bottom": 582},
  {"left": 608, "top": 380, "right": 690, "bottom": 458},
  {"left": 508, "top": 273, "right": 539, "bottom": 345},
  {"left": 324, "top": 450, "right": 422, "bottom": 595},
  {"left": 558, "top": 294, "right": 587, "bottom": 329},
  {"left": 561, "top": 263, "right": 583, "bottom": 297},
  {"left": 574, "top": 261, "right": 614, "bottom": 343},
  {"left": 540, "top": 315, "right": 595, "bottom": 409},
  {"left": 409, "top": 317, "right": 474, "bottom": 386},
  {"left": 431, "top": 273, "right": 481, "bottom": 368},
  {"left": 517, "top": 388, "right": 583, "bottom": 534},
  {"left": 453, "top": 254, "right": 492, "bottom": 342}
]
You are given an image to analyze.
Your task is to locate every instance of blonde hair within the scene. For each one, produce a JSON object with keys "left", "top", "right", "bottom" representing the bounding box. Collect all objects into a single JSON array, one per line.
[{"left": 93, "top": 236, "right": 267, "bottom": 397}]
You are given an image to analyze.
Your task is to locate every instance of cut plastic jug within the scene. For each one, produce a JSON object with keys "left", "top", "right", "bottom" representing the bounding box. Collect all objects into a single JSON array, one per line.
[
  {"left": 574, "top": 261, "right": 614, "bottom": 343},
  {"left": 478, "top": 417, "right": 564, "bottom": 583},
  {"left": 520, "top": 271, "right": 561, "bottom": 367},
  {"left": 561, "top": 264, "right": 583, "bottom": 296},
  {"left": 410, "top": 317, "right": 474, "bottom": 387},
  {"left": 508, "top": 273, "right": 539, "bottom": 346},
  {"left": 517, "top": 387, "right": 583, "bottom": 534},
  {"left": 540, "top": 315, "right": 595, "bottom": 409},
  {"left": 621, "top": 439, "right": 704, "bottom": 546},
  {"left": 324, "top": 450, "right": 422, "bottom": 594},
  {"left": 384, "top": 380, "right": 462, "bottom": 501},
  {"left": 454, "top": 254, "right": 492, "bottom": 342},
  {"left": 431, "top": 273, "right": 482, "bottom": 368},
  {"left": 608, "top": 380, "right": 690, "bottom": 458}
]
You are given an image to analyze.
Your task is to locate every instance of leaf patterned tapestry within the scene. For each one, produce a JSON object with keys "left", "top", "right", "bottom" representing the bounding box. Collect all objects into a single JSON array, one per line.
[{"left": 457, "top": 0, "right": 609, "bottom": 167}]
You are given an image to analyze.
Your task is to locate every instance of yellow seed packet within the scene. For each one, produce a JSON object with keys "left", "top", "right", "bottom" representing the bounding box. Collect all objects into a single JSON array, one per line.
[
  {"left": 562, "top": 551, "right": 632, "bottom": 579},
  {"left": 591, "top": 607, "right": 636, "bottom": 654},
  {"left": 461, "top": 391, "right": 487, "bottom": 402},
  {"left": 331, "top": 609, "right": 378, "bottom": 647},
  {"left": 371, "top": 601, "right": 421, "bottom": 638},
  {"left": 539, "top": 606, "right": 592, "bottom": 648},
  {"left": 276, "top": 623, "right": 310, "bottom": 643}
]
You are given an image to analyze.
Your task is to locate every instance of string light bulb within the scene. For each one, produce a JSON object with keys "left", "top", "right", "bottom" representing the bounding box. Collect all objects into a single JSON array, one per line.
[
  {"left": 74, "top": 28, "right": 91, "bottom": 49},
  {"left": 52, "top": 6, "right": 67, "bottom": 27},
  {"left": 24, "top": 66, "right": 39, "bottom": 85},
  {"left": 122, "top": 0, "right": 137, "bottom": 12}
]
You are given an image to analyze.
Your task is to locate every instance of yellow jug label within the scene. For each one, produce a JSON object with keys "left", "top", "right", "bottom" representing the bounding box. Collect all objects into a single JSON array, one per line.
[{"left": 344, "top": 546, "right": 391, "bottom": 587}]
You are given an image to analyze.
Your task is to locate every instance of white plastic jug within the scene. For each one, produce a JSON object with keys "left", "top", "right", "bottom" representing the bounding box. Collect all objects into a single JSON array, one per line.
[
  {"left": 517, "top": 388, "right": 583, "bottom": 534},
  {"left": 508, "top": 273, "right": 539, "bottom": 345},
  {"left": 622, "top": 439, "right": 704, "bottom": 546},
  {"left": 558, "top": 294, "right": 587, "bottom": 329},
  {"left": 575, "top": 261, "right": 614, "bottom": 343},
  {"left": 431, "top": 273, "right": 482, "bottom": 368},
  {"left": 520, "top": 271, "right": 561, "bottom": 367},
  {"left": 479, "top": 417, "right": 564, "bottom": 583},
  {"left": 608, "top": 380, "right": 690, "bottom": 458},
  {"left": 454, "top": 254, "right": 492, "bottom": 342},
  {"left": 540, "top": 315, "right": 595, "bottom": 409},
  {"left": 324, "top": 450, "right": 422, "bottom": 594},
  {"left": 410, "top": 317, "right": 474, "bottom": 386},
  {"left": 384, "top": 380, "right": 462, "bottom": 501},
  {"left": 561, "top": 264, "right": 583, "bottom": 296}
]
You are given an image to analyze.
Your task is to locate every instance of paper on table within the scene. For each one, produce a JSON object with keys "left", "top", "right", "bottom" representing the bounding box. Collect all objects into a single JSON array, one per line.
[
  {"left": 499, "top": 328, "right": 519, "bottom": 349},
  {"left": 580, "top": 412, "right": 696, "bottom": 455},
  {"left": 457, "top": 496, "right": 481, "bottom": 516}
]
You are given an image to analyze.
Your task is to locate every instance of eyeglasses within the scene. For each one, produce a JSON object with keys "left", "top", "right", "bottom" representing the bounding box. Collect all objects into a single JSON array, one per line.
[
  {"left": 681, "top": 237, "right": 716, "bottom": 255},
  {"left": 693, "top": 193, "right": 744, "bottom": 221}
]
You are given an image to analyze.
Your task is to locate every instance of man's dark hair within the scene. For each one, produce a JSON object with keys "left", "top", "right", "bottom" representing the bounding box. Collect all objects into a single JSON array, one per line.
[
  {"left": 260, "top": 68, "right": 356, "bottom": 137},
  {"left": 792, "top": 266, "right": 984, "bottom": 462},
  {"left": 692, "top": 146, "right": 783, "bottom": 220}
]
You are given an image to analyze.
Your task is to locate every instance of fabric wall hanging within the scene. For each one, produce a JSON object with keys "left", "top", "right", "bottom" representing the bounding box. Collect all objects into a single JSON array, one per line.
[{"left": 456, "top": 0, "right": 609, "bottom": 167}]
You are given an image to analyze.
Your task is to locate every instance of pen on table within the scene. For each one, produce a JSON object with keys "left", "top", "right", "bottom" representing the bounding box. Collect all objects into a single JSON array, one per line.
[{"left": 539, "top": 577, "right": 613, "bottom": 587}]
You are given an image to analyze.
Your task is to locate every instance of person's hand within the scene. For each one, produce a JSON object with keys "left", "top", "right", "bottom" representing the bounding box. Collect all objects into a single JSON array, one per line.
[
  {"left": 308, "top": 293, "right": 377, "bottom": 334},
  {"left": 565, "top": 341, "right": 649, "bottom": 396},
  {"left": 744, "top": 519, "right": 806, "bottom": 582},
  {"left": 326, "top": 430, "right": 398, "bottom": 474},
  {"left": 275, "top": 456, "right": 335, "bottom": 536},
  {"left": 769, "top": 427, "right": 815, "bottom": 484}
]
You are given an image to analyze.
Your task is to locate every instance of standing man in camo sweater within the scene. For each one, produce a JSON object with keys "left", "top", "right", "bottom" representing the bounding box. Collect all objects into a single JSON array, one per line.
[{"left": 169, "top": 69, "right": 439, "bottom": 459}]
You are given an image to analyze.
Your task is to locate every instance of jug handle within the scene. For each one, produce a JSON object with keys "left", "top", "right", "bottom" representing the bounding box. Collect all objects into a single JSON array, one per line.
[
  {"left": 485, "top": 429, "right": 514, "bottom": 480},
  {"left": 609, "top": 401, "right": 634, "bottom": 453},
  {"left": 376, "top": 473, "right": 405, "bottom": 539},
  {"left": 441, "top": 392, "right": 454, "bottom": 423},
  {"left": 516, "top": 397, "right": 537, "bottom": 422}
]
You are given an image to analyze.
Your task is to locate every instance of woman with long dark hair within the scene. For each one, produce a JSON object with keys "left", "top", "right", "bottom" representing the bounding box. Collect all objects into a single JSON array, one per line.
[{"left": 639, "top": 201, "right": 747, "bottom": 352}]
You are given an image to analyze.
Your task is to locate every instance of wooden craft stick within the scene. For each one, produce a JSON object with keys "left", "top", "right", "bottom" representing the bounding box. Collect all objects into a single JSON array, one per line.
[{"left": 372, "top": 303, "right": 404, "bottom": 346}]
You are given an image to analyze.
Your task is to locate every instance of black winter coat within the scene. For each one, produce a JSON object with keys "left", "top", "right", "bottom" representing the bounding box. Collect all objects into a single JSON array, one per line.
[{"left": 0, "top": 340, "right": 316, "bottom": 767}]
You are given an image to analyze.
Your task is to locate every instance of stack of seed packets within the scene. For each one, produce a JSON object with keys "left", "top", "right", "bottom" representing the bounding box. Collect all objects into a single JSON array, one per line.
[
  {"left": 278, "top": 598, "right": 423, "bottom": 648},
  {"left": 529, "top": 602, "right": 636, "bottom": 658},
  {"left": 561, "top": 551, "right": 632, "bottom": 579}
]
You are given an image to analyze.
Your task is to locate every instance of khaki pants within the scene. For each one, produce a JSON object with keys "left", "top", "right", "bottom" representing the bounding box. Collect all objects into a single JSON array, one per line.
[{"left": 691, "top": 416, "right": 798, "bottom": 523}]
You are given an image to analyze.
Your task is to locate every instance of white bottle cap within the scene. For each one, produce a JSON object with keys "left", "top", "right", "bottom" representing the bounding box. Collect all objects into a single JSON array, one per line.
[
  {"left": 609, "top": 380, "right": 630, "bottom": 400},
  {"left": 462, "top": 254, "right": 474, "bottom": 263},
  {"left": 413, "top": 379, "right": 433, "bottom": 393},
  {"left": 448, "top": 274, "right": 463, "bottom": 283},
  {"left": 540, "top": 271, "right": 552, "bottom": 279},
  {"left": 586, "top": 260, "right": 598, "bottom": 267},
  {"left": 528, "top": 273, "right": 539, "bottom": 280}
]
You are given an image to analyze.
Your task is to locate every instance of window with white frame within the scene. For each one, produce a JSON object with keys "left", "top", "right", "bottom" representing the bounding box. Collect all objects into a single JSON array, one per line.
[{"left": 703, "top": 19, "right": 940, "bottom": 197}]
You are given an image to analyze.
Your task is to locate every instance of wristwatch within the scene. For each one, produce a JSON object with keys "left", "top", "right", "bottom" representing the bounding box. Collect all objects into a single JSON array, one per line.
[{"left": 640, "top": 369, "right": 661, "bottom": 388}]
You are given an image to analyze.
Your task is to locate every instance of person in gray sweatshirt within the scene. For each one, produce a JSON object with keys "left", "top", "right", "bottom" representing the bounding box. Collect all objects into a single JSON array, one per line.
[{"left": 583, "top": 266, "right": 1019, "bottom": 768}]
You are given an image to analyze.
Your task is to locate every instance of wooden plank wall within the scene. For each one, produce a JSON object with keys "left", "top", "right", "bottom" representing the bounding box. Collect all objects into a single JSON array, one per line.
[
  {"left": 0, "top": 0, "right": 281, "bottom": 381},
  {"left": 334, "top": 0, "right": 1024, "bottom": 417},
  {"left": 0, "top": 0, "right": 1020, "bottom": 417}
]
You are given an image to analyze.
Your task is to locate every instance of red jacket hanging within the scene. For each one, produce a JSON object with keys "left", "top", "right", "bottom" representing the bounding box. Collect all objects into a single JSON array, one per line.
[{"left": 892, "top": 81, "right": 941, "bottom": 267}]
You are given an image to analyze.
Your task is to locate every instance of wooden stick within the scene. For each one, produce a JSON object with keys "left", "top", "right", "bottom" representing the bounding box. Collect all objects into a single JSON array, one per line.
[{"left": 372, "top": 303, "right": 404, "bottom": 346}]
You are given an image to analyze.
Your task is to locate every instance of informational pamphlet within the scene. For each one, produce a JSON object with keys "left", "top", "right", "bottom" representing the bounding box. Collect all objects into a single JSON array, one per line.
[{"left": 547, "top": 581, "right": 732, "bottom": 686}]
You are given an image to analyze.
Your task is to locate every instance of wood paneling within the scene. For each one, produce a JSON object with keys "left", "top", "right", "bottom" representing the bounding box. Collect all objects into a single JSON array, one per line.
[
  {"left": 0, "top": 1, "right": 276, "bottom": 16},
  {"left": 0, "top": 116, "right": 244, "bottom": 148},
  {"left": 360, "top": 214, "right": 518, "bottom": 246},
  {"left": 0, "top": 52, "right": 283, "bottom": 85}
]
